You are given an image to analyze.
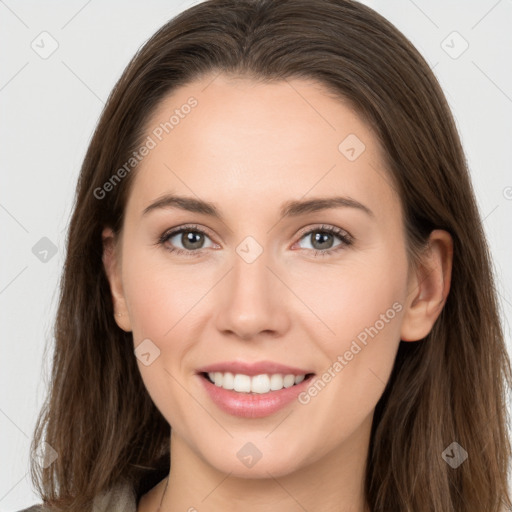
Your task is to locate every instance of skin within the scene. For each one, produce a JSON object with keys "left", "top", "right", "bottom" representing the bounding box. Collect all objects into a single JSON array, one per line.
[{"left": 102, "top": 73, "right": 453, "bottom": 512}]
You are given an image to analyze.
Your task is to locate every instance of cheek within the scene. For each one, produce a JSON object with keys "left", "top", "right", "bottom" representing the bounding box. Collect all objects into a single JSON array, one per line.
[
  {"left": 294, "top": 243, "right": 406, "bottom": 352},
  {"left": 294, "top": 242, "right": 407, "bottom": 425},
  {"left": 122, "top": 244, "right": 203, "bottom": 340},
  {"left": 121, "top": 245, "right": 200, "bottom": 425}
]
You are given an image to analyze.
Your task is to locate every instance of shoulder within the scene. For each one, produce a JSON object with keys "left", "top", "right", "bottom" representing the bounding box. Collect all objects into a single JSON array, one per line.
[
  {"left": 14, "top": 481, "right": 137, "bottom": 512},
  {"left": 93, "top": 480, "right": 137, "bottom": 511}
]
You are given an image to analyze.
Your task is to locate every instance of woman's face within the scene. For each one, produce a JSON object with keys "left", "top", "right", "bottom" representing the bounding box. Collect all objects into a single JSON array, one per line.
[{"left": 104, "top": 73, "right": 425, "bottom": 478}]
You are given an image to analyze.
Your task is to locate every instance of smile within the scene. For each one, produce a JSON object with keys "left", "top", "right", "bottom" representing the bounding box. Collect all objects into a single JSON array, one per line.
[{"left": 204, "top": 371, "right": 313, "bottom": 393}]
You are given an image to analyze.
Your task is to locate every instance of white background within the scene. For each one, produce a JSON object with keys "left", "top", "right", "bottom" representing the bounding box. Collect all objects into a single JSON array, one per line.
[{"left": 1, "top": 0, "right": 511, "bottom": 510}]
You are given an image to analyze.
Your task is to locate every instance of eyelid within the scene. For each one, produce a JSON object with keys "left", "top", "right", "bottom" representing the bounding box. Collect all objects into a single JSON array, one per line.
[{"left": 295, "top": 223, "right": 352, "bottom": 243}]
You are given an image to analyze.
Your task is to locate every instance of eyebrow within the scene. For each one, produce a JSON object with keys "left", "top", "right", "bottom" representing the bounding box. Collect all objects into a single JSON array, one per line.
[{"left": 142, "top": 193, "right": 374, "bottom": 220}]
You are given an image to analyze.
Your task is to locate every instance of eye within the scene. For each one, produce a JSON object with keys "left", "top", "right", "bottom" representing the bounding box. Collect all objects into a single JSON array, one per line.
[
  {"left": 294, "top": 224, "right": 353, "bottom": 257},
  {"left": 157, "top": 223, "right": 353, "bottom": 258},
  {"left": 157, "top": 224, "right": 217, "bottom": 257}
]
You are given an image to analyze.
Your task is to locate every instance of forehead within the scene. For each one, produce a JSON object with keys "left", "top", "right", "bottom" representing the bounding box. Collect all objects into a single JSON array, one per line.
[{"left": 125, "top": 73, "right": 400, "bottom": 223}]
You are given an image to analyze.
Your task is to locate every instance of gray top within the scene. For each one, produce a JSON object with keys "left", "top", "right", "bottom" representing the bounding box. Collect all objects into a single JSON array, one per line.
[{"left": 15, "top": 481, "right": 137, "bottom": 512}]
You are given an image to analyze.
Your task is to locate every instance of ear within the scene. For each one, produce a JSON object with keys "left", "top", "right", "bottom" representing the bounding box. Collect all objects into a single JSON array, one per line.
[
  {"left": 400, "top": 229, "right": 453, "bottom": 342},
  {"left": 102, "top": 227, "right": 132, "bottom": 332}
]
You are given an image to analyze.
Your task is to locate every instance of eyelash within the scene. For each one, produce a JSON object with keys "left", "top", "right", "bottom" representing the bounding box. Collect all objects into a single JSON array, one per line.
[{"left": 156, "top": 223, "right": 353, "bottom": 258}]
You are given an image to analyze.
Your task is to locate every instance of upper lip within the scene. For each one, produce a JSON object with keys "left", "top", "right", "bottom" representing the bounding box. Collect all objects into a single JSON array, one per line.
[{"left": 196, "top": 360, "right": 314, "bottom": 377}]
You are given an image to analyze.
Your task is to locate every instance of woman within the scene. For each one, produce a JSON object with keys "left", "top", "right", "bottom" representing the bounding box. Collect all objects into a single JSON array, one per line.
[{"left": 19, "top": 0, "right": 512, "bottom": 511}]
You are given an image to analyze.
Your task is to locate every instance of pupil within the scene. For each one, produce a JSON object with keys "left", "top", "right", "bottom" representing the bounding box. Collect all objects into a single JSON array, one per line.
[{"left": 313, "top": 231, "right": 333, "bottom": 250}]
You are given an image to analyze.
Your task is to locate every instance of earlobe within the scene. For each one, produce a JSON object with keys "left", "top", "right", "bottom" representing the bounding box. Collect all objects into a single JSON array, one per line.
[
  {"left": 102, "top": 227, "right": 132, "bottom": 332},
  {"left": 400, "top": 229, "right": 453, "bottom": 342}
]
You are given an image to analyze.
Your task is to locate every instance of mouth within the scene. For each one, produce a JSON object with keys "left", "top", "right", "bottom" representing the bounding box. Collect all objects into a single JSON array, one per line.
[
  {"left": 197, "top": 369, "right": 316, "bottom": 418},
  {"left": 199, "top": 371, "right": 316, "bottom": 394}
]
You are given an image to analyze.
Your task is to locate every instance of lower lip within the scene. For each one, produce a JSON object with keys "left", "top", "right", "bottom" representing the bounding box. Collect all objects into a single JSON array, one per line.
[{"left": 197, "top": 373, "right": 315, "bottom": 419}]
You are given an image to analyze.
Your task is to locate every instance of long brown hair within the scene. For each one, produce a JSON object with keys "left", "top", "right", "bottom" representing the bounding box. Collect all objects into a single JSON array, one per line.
[{"left": 29, "top": 1, "right": 512, "bottom": 510}]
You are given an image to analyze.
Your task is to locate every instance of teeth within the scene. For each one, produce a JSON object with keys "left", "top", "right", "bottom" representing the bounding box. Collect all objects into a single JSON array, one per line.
[{"left": 207, "top": 372, "right": 308, "bottom": 393}]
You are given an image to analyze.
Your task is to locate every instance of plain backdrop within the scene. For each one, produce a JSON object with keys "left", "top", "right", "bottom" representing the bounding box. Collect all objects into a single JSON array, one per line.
[{"left": 1, "top": 0, "right": 511, "bottom": 510}]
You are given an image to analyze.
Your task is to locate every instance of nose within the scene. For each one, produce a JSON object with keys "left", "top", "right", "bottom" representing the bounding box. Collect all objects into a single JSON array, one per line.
[{"left": 213, "top": 244, "right": 291, "bottom": 341}]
